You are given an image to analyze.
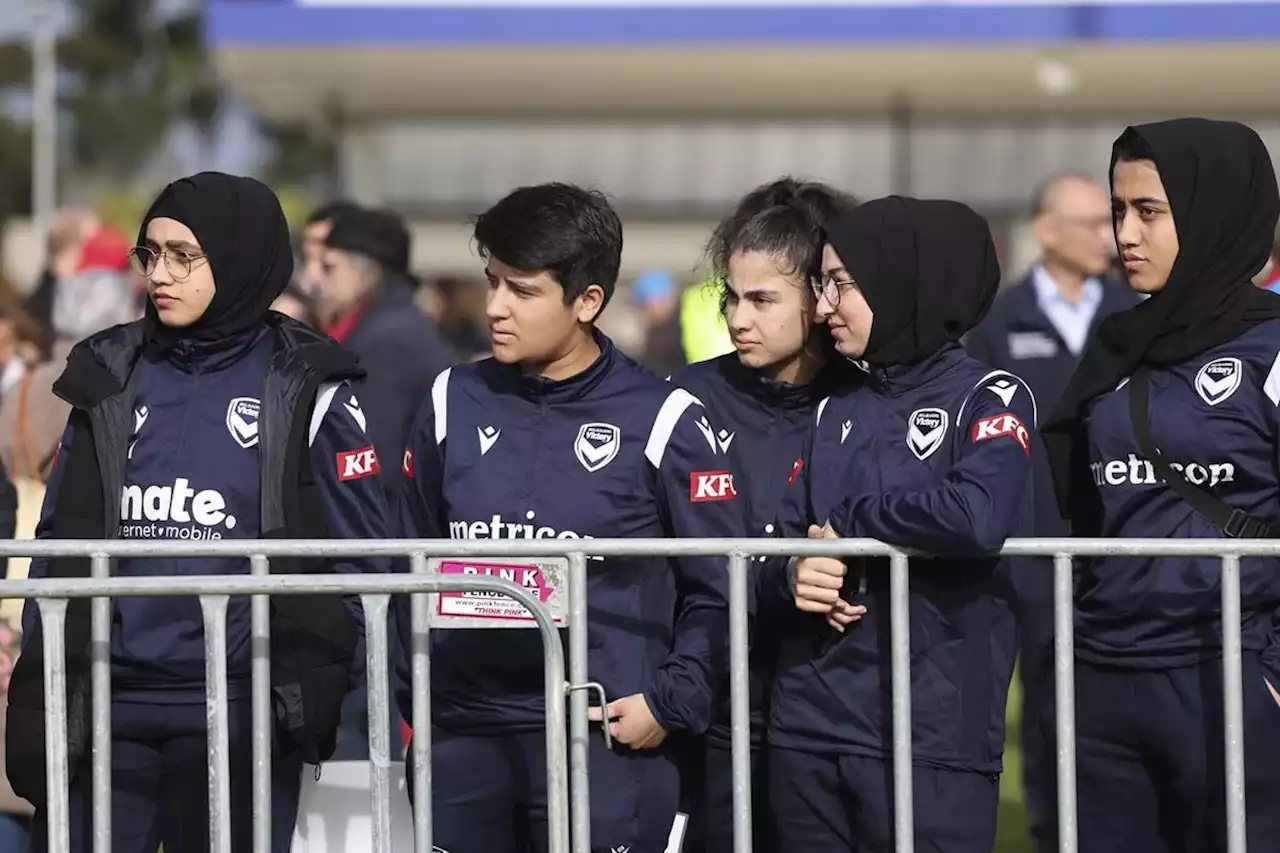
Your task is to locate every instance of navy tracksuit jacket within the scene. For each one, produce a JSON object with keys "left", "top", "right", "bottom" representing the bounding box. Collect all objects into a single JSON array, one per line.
[
  {"left": 768, "top": 343, "right": 1034, "bottom": 851},
  {"left": 22, "top": 327, "right": 390, "bottom": 853},
  {"left": 964, "top": 273, "right": 1139, "bottom": 850},
  {"left": 1069, "top": 318, "right": 1280, "bottom": 853},
  {"left": 668, "top": 353, "right": 856, "bottom": 851},
  {"left": 393, "top": 333, "right": 748, "bottom": 853}
]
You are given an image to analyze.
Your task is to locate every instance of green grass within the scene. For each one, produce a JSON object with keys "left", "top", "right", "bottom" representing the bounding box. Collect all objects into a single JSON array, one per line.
[{"left": 996, "top": 668, "right": 1034, "bottom": 853}]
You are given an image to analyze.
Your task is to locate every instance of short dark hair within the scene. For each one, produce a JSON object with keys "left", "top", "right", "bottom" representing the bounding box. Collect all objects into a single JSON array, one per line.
[
  {"left": 706, "top": 177, "right": 859, "bottom": 288},
  {"left": 473, "top": 183, "right": 623, "bottom": 309},
  {"left": 306, "top": 200, "right": 361, "bottom": 227},
  {"left": 1113, "top": 128, "right": 1158, "bottom": 165}
]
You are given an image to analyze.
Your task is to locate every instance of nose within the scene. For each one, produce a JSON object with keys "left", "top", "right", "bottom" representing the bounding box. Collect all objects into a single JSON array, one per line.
[
  {"left": 149, "top": 256, "right": 175, "bottom": 287},
  {"left": 815, "top": 292, "right": 836, "bottom": 321},
  {"left": 1114, "top": 210, "right": 1140, "bottom": 248},
  {"left": 485, "top": 285, "right": 511, "bottom": 321}
]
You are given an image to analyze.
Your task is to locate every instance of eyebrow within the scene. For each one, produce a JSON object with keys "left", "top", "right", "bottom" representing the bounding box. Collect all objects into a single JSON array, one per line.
[
  {"left": 162, "top": 239, "right": 202, "bottom": 253},
  {"left": 485, "top": 267, "right": 540, "bottom": 287},
  {"left": 1114, "top": 195, "right": 1168, "bottom": 206}
]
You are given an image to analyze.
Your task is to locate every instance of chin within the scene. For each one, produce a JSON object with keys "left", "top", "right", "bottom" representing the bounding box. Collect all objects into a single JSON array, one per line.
[
  {"left": 490, "top": 344, "right": 520, "bottom": 364},
  {"left": 1130, "top": 275, "right": 1168, "bottom": 294}
]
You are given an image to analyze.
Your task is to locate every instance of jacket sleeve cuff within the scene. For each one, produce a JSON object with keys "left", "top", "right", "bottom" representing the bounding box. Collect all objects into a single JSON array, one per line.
[{"left": 642, "top": 686, "right": 686, "bottom": 733}]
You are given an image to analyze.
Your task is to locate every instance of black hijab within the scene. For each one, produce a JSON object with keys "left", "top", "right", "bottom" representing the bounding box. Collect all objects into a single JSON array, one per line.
[
  {"left": 823, "top": 195, "right": 1001, "bottom": 367},
  {"left": 138, "top": 171, "right": 294, "bottom": 352},
  {"left": 1042, "top": 118, "right": 1280, "bottom": 526}
]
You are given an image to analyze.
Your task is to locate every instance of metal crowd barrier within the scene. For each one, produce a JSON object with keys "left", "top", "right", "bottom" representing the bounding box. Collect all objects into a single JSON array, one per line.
[{"left": 0, "top": 537, "right": 1266, "bottom": 853}]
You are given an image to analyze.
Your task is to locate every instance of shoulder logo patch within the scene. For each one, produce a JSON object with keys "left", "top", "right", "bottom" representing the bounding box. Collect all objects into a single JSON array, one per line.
[
  {"left": 575, "top": 422, "right": 621, "bottom": 473},
  {"left": 1194, "top": 357, "right": 1242, "bottom": 406},
  {"left": 226, "top": 397, "right": 260, "bottom": 449},
  {"left": 907, "top": 407, "right": 949, "bottom": 461},
  {"left": 986, "top": 377, "right": 1019, "bottom": 406}
]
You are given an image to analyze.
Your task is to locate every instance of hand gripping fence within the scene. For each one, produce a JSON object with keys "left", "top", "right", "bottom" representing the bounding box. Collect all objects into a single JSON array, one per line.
[{"left": 0, "top": 536, "right": 1262, "bottom": 853}]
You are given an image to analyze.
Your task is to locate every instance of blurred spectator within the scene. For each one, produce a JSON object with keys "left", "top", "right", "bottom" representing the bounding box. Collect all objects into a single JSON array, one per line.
[
  {"left": 633, "top": 269, "right": 685, "bottom": 375},
  {"left": 680, "top": 278, "right": 736, "bottom": 365},
  {"left": 0, "top": 611, "right": 31, "bottom": 852},
  {"left": 271, "top": 282, "right": 316, "bottom": 326},
  {"left": 22, "top": 208, "right": 96, "bottom": 353},
  {"left": 431, "top": 276, "right": 491, "bottom": 360},
  {"left": 1257, "top": 230, "right": 1280, "bottom": 292},
  {"left": 297, "top": 200, "right": 361, "bottom": 325},
  {"left": 318, "top": 207, "right": 456, "bottom": 477}
]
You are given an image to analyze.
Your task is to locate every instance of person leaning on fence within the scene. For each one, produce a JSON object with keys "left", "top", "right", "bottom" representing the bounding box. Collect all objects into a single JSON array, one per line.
[
  {"left": 5, "top": 171, "right": 393, "bottom": 853},
  {"left": 766, "top": 197, "right": 1035, "bottom": 853},
  {"left": 667, "top": 176, "right": 861, "bottom": 853},
  {"left": 1041, "top": 118, "right": 1280, "bottom": 853},
  {"left": 391, "top": 182, "right": 750, "bottom": 853}
]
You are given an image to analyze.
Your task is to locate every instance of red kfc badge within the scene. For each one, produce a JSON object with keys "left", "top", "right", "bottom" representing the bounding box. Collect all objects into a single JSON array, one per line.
[
  {"left": 402, "top": 447, "right": 415, "bottom": 478},
  {"left": 338, "top": 445, "right": 381, "bottom": 481},
  {"left": 691, "top": 470, "right": 737, "bottom": 502},
  {"left": 971, "top": 413, "right": 1030, "bottom": 457},
  {"left": 788, "top": 457, "right": 804, "bottom": 487}
]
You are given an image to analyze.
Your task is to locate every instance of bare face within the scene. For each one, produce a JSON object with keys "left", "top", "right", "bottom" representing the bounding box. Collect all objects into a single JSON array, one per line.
[
  {"left": 723, "top": 250, "right": 814, "bottom": 374},
  {"left": 1112, "top": 159, "right": 1179, "bottom": 294},
  {"left": 484, "top": 257, "right": 604, "bottom": 368},
  {"left": 142, "top": 217, "right": 215, "bottom": 328},
  {"left": 1037, "top": 177, "right": 1114, "bottom": 278},
  {"left": 298, "top": 218, "right": 332, "bottom": 297},
  {"left": 815, "top": 243, "right": 874, "bottom": 359}
]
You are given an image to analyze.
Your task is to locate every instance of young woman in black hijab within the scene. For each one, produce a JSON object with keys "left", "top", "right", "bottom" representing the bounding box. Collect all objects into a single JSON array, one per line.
[
  {"left": 768, "top": 197, "right": 1035, "bottom": 851},
  {"left": 7, "top": 172, "right": 392, "bottom": 852},
  {"left": 1042, "top": 118, "right": 1280, "bottom": 851}
]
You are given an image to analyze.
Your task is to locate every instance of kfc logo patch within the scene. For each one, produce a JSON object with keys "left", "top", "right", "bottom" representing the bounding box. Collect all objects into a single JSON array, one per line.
[
  {"left": 691, "top": 470, "right": 737, "bottom": 502},
  {"left": 338, "top": 445, "right": 381, "bottom": 481},
  {"left": 402, "top": 447, "right": 415, "bottom": 477},
  {"left": 789, "top": 457, "right": 804, "bottom": 487},
  {"left": 971, "top": 413, "right": 1031, "bottom": 457}
]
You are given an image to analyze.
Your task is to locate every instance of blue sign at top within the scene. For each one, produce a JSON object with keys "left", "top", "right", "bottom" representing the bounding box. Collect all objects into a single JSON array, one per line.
[{"left": 206, "top": 1, "right": 1280, "bottom": 45}]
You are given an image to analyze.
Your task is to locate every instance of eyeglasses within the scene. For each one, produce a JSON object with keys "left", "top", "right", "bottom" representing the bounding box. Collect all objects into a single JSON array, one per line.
[
  {"left": 811, "top": 274, "right": 858, "bottom": 308},
  {"left": 128, "top": 246, "right": 207, "bottom": 281}
]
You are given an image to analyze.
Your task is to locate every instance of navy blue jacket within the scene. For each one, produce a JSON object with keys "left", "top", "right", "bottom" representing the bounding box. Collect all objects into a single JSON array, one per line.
[
  {"left": 670, "top": 352, "right": 857, "bottom": 747},
  {"left": 393, "top": 335, "right": 748, "bottom": 736},
  {"left": 769, "top": 344, "right": 1034, "bottom": 771},
  {"left": 341, "top": 283, "right": 456, "bottom": 481},
  {"left": 1077, "top": 319, "right": 1280, "bottom": 678},
  {"left": 23, "top": 328, "right": 391, "bottom": 701},
  {"left": 966, "top": 275, "right": 1140, "bottom": 537}
]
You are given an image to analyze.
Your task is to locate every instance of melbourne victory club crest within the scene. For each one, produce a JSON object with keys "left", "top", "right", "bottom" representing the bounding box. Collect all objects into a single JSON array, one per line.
[
  {"left": 225, "top": 397, "right": 260, "bottom": 449},
  {"left": 907, "top": 407, "right": 948, "bottom": 461},
  {"left": 1195, "top": 357, "right": 1242, "bottom": 406},
  {"left": 575, "top": 422, "right": 621, "bottom": 472}
]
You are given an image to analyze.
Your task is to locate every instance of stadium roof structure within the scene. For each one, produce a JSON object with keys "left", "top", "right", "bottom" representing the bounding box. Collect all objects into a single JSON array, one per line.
[{"left": 207, "top": 1, "right": 1280, "bottom": 122}]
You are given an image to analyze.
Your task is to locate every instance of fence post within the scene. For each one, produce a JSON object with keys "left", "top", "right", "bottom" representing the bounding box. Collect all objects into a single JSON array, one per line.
[
  {"left": 38, "top": 597, "right": 71, "bottom": 853},
  {"left": 364, "top": 593, "right": 394, "bottom": 853},
  {"left": 1052, "top": 553, "right": 1078, "bottom": 853},
  {"left": 889, "top": 552, "right": 914, "bottom": 853},
  {"left": 200, "top": 594, "right": 232, "bottom": 853},
  {"left": 1220, "top": 554, "right": 1246, "bottom": 853},
  {"left": 728, "top": 551, "right": 752, "bottom": 853},
  {"left": 568, "top": 552, "right": 591, "bottom": 853},
  {"left": 90, "top": 553, "right": 111, "bottom": 853},
  {"left": 250, "top": 555, "right": 273, "bottom": 853},
  {"left": 410, "top": 553, "right": 432, "bottom": 853}
]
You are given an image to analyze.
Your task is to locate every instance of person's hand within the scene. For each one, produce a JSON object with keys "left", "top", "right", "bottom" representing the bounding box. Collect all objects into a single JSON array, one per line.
[
  {"left": 1266, "top": 676, "right": 1280, "bottom": 709},
  {"left": 792, "top": 524, "right": 866, "bottom": 632},
  {"left": 587, "top": 693, "right": 667, "bottom": 749}
]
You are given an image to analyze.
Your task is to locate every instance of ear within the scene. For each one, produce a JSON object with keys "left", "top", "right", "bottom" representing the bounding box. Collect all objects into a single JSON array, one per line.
[
  {"left": 1032, "top": 213, "right": 1056, "bottom": 253},
  {"left": 575, "top": 284, "right": 606, "bottom": 324}
]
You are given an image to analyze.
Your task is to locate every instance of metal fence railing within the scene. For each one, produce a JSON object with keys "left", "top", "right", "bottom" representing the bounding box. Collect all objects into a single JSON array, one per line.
[{"left": 0, "top": 537, "right": 1266, "bottom": 853}]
